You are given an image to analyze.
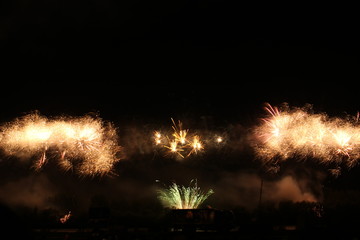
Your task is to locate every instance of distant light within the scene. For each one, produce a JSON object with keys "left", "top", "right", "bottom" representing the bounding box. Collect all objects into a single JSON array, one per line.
[{"left": 216, "top": 136, "right": 223, "bottom": 143}]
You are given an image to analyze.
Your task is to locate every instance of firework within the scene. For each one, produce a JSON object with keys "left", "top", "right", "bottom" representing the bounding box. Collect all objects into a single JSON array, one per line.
[
  {"left": 171, "top": 118, "right": 188, "bottom": 145},
  {"left": 153, "top": 131, "right": 163, "bottom": 145},
  {"left": 253, "top": 103, "right": 360, "bottom": 174},
  {"left": 215, "top": 136, "right": 223, "bottom": 144},
  {"left": 186, "top": 135, "right": 204, "bottom": 157},
  {"left": 164, "top": 138, "right": 185, "bottom": 158},
  {"left": 60, "top": 211, "right": 72, "bottom": 224},
  {"left": 154, "top": 118, "right": 207, "bottom": 159},
  {"left": 0, "top": 112, "right": 122, "bottom": 177},
  {"left": 157, "top": 179, "right": 214, "bottom": 209}
]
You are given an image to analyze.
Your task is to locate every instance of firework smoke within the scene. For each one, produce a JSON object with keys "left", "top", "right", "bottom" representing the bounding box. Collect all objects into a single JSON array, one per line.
[
  {"left": 157, "top": 179, "right": 214, "bottom": 209},
  {"left": 0, "top": 112, "right": 122, "bottom": 176},
  {"left": 252, "top": 103, "right": 360, "bottom": 175},
  {"left": 212, "top": 170, "right": 323, "bottom": 210}
]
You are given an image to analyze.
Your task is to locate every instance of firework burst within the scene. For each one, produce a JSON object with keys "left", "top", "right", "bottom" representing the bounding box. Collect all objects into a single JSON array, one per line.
[
  {"left": 253, "top": 103, "right": 360, "bottom": 175},
  {"left": 157, "top": 179, "right": 214, "bottom": 209},
  {"left": 154, "top": 118, "right": 207, "bottom": 159},
  {"left": 59, "top": 211, "right": 72, "bottom": 224},
  {"left": 0, "top": 112, "right": 122, "bottom": 177}
]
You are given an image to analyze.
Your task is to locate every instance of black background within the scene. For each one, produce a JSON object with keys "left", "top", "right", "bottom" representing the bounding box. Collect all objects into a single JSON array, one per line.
[
  {"left": 1, "top": 2, "right": 360, "bottom": 238},
  {"left": 1, "top": 1, "right": 359, "bottom": 122}
]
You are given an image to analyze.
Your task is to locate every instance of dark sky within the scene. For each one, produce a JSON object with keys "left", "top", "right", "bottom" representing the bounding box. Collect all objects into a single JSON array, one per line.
[
  {"left": 1, "top": 1, "right": 359, "bottom": 121},
  {"left": 1, "top": 1, "right": 360, "bottom": 223}
]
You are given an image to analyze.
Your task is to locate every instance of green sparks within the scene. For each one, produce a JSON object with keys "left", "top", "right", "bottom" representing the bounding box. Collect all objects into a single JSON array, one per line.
[{"left": 157, "top": 179, "right": 214, "bottom": 209}]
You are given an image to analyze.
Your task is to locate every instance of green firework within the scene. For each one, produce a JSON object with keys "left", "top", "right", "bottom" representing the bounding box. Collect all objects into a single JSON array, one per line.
[{"left": 157, "top": 179, "right": 214, "bottom": 209}]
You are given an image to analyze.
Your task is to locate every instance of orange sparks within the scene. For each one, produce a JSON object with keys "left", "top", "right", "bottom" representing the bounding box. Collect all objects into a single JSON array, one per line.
[
  {"left": 154, "top": 118, "right": 209, "bottom": 159},
  {"left": 60, "top": 211, "right": 71, "bottom": 223},
  {"left": 0, "top": 112, "right": 122, "bottom": 177},
  {"left": 253, "top": 103, "right": 360, "bottom": 172}
]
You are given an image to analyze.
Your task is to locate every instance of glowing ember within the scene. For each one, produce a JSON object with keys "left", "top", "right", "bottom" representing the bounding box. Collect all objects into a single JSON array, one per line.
[
  {"left": 215, "top": 136, "right": 223, "bottom": 143},
  {"left": 60, "top": 211, "right": 71, "bottom": 223},
  {"left": 153, "top": 131, "right": 163, "bottom": 145}
]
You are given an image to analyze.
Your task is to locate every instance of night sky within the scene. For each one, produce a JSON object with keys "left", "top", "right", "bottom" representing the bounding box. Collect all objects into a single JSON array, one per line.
[
  {"left": 1, "top": 1, "right": 359, "bottom": 119},
  {"left": 1, "top": 1, "right": 360, "bottom": 235}
]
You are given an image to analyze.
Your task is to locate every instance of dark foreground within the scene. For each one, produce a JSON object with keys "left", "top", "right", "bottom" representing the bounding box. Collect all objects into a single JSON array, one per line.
[{"left": 2, "top": 203, "right": 360, "bottom": 240}]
